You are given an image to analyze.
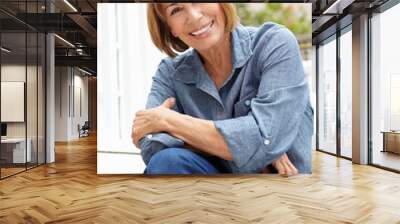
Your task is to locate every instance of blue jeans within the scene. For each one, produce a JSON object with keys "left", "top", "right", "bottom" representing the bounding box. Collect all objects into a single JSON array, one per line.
[{"left": 144, "top": 148, "right": 228, "bottom": 174}]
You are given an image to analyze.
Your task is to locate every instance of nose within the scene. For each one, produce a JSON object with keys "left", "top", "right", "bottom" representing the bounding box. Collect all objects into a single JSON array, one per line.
[{"left": 186, "top": 4, "right": 203, "bottom": 23}]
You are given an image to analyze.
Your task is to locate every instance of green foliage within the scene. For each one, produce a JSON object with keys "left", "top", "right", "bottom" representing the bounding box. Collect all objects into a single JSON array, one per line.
[{"left": 236, "top": 3, "right": 311, "bottom": 37}]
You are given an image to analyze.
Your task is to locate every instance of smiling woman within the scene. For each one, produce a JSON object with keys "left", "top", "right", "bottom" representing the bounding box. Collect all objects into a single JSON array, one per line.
[
  {"left": 147, "top": 3, "right": 238, "bottom": 58},
  {"left": 132, "top": 3, "right": 314, "bottom": 175}
]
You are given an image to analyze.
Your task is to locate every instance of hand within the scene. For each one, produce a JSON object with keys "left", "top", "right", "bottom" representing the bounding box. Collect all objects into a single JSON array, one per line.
[
  {"left": 263, "top": 153, "right": 298, "bottom": 177},
  {"left": 131, "top": 98, "right": 177, "bottom": 148}
]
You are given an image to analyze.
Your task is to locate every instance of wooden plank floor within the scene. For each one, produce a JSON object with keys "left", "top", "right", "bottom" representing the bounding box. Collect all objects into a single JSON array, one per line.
[{"left": 1, "top": 134, "right": 400, "bottom": 224}]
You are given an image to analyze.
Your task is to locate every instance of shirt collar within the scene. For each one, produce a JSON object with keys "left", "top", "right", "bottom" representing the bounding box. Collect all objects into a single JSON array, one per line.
[{"left": 174, "top": 23, "right": 253, "bottom": 84}]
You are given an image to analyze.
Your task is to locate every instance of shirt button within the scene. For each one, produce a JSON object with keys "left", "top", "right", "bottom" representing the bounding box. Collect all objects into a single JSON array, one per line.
[
  {"left": 146, "top": 134, "right": 153, "bottom": 139},
  {"left": 264, "top": 139, "right": 271, "bottom": 145},
  {"left": 244, "top": 100, "right": 251, "bottom": 106}
]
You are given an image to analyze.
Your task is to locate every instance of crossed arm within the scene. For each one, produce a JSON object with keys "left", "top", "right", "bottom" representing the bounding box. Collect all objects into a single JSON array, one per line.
[
  {"left": 132, "top": 26, "right": 309, "bottom": 176},
  {"left": 131, "top": 97, "right": 298, "bottom": 176}
]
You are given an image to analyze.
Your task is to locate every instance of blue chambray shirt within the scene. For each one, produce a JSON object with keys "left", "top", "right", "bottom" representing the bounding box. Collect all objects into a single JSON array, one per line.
[{"left": 139, "top": 22, "right": 314, "bottom": 174}]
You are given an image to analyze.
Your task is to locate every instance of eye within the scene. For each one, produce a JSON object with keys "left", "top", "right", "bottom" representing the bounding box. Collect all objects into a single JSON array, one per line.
[{"left": 170, "top": 7, "right": 182, "bottom": 16}]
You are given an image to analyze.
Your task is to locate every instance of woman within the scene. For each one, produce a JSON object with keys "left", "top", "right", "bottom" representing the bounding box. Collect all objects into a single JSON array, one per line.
[{"left": 131, "top": 3, "right": 314, "bottom": 175}]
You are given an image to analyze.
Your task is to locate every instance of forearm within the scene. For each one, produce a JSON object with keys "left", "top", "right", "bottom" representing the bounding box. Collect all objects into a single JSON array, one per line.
[{"left": 165, "top": 113, "right": 232, "bottom": 160}]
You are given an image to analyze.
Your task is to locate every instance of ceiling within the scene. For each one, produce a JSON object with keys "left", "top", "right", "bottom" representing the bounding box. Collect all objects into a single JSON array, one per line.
[{"left": 311, "top": 0, "right": 390, "bottom": 43}]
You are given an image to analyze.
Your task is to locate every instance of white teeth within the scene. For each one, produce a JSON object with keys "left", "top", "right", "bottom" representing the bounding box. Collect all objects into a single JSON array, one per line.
[{"left": 190, "top": 22, "right": 212, "bottom": 36}]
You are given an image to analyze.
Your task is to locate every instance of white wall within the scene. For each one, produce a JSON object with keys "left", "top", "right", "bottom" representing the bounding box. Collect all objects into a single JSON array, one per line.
[
  {"left": 98, "top": 3, "right": 166, "bottom": 173},
  {"left": 55, "top": 66, "right": 69, "bottom": 141},
  {"left": 98, "top": 3, "right": 165, "bottom": 154},
  {"left": 74, "top": 73, "right": 89, "bottom": 135},
  {"left": 54, "top": 67, "right": 89, "bottom": 141}
]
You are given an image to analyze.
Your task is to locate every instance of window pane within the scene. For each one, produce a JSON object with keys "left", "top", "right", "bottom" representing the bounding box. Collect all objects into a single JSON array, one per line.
[
  {"left": 371, "top": 3, "right": 400, "bottom": 171},
  {"left": 340, "top": 29, "right": 352, "bottom": 158},
  {"left": 318, "top": 38, "right": 337, "bottom": 154}
]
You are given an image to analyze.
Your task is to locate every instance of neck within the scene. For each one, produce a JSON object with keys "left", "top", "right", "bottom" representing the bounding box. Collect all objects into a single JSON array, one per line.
[{"left": 197, "top": 32, "right": 232, "bottom": 85}]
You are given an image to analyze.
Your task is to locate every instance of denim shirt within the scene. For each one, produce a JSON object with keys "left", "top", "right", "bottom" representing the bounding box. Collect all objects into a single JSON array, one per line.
[{"left": 139, "top": 22, "right": 314, "bottom": 174}]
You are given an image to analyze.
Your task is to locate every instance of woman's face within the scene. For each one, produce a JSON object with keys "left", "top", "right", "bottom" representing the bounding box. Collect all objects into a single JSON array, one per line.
[{"left": 162, "top": 3, "right": 227, "bottom": 52}]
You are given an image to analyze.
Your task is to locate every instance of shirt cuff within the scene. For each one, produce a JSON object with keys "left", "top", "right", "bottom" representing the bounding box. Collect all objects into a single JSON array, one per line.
[
  {"left": 139, "top": 133, "right": 184, "bottom": 164},
  {"left": 214, "top": 115, "right": 266, "bottom": 168}
]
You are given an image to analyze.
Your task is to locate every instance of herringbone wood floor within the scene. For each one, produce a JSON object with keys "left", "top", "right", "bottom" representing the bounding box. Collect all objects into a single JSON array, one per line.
[{"left": 1, "top": 134, "right": 400, "bottom": 224}]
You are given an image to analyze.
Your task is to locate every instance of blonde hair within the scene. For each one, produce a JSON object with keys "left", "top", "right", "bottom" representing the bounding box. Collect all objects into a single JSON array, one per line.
[{"left": 147, "top": 3, "right": 239, "bottom": 57}]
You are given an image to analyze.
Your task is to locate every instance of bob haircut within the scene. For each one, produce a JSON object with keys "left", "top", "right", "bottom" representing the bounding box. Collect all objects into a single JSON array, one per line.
[{"left": 147, "top": 3, "right": 239, "bottom": 57}]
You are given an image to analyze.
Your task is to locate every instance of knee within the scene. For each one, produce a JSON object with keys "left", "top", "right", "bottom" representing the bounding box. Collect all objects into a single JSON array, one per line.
[{"left": 144, "top": 148, "right": 195, "bottom": 174}]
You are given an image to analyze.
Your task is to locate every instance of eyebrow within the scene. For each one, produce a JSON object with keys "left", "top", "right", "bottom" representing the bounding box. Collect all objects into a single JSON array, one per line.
[{"left": 165, "top": 3, "right": 177, "bottom": 10}]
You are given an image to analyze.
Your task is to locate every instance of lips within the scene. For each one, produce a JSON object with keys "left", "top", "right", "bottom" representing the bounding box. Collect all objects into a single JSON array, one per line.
[{"left": 189, "top": 20, "right": 214, "bottom": 36}]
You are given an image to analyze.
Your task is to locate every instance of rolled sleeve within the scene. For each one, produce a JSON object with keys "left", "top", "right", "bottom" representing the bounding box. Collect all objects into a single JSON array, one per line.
[
  {"left": 140, "top": 132, "right": 184, "bottom": 164},
  {"left": 214, "top": 114, "right": 263, "bottom": 168},
  {"left": 213, "top": 26, "right": 310, "bottom": 171}
]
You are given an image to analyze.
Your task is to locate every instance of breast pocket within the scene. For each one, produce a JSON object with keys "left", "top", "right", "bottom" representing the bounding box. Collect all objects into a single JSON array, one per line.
[{"left": 233, "top": 89, "right": 258, "bottom": 117}]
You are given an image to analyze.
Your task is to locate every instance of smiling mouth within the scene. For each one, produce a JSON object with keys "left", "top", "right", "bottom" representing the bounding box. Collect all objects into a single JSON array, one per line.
[{"left": 189, "top": 20, "right": 214, "bottom": 36}]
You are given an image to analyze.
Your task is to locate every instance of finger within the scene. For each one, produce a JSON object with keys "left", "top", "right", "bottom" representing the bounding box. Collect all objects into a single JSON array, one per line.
[
  {"left": 135, "top": 110, "right": 145, "bottom": 115},
  {"left": 134, "top": 125, "right": 153, "bottom": 143},
  {"left": 134, "top": 115, "right": 148, "bottom": 121},
  {"left": 132, "top": 133, "right": 138, "bottom": 147},
  {"left": 286, "top": 159, "right": 298, "bottom": 175},
  {"left": 132, "top": 126, "right": 143, "bottom": 147},
  {"left": 138, "top": 124, "right": 154, "bottom": 138},
  {"left": 131, "top": 124, "right": 137, "bottom": 138},
  {"left": 282, "top": 162, "right": 292, "bottom": 177},
  {"left": 134, "top": 114, "right": 153, "bottom": 125},
  {"left": 135, "top": 110, "right": 148, "bottom": 118},
  {"left": 281, "top": 153, "right": 295, "bottom": 176},
  {"left": 161, "top": 97, "right": 175, "bottom": 109},
  {"left": 131, "top": 128, "right": 138, "bottom": 146},
  {"left": 134, "top": 113, "right": 146, "bottom": 120},
  {"left": 274, "top": 161, "right": 285, "bottom": 175},
  {"left": 133, "top": 134, "right": 141, "bottom": 148},
  {"left": 133, "top": 119, "right": 148, "bottom": 127},
  {"left": 281, "top": 153, "right": 298, "bottom": 175},
  {"left": 133, "top": 136, "right": 138, "bottom": 147},
  {"left": 134, "top": 139, "right": 139, "bottom": 148},
  {"left": 133, "top": 116, "right": 152, "bottom": 127},
  {"left": 134, "top": 133, "right": 148, "bottom": 149},
  {"left": 132, "top": 129, "right": 141, "bottom": 146}
]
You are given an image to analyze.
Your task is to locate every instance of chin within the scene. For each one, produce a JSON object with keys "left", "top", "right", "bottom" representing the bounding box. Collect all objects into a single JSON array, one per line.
[
  {"left": 192, "top": 37, "right": 223, "bottom": 52},
  {"left": 195, "top": 43, "right": 216, "bottom": 52}
]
